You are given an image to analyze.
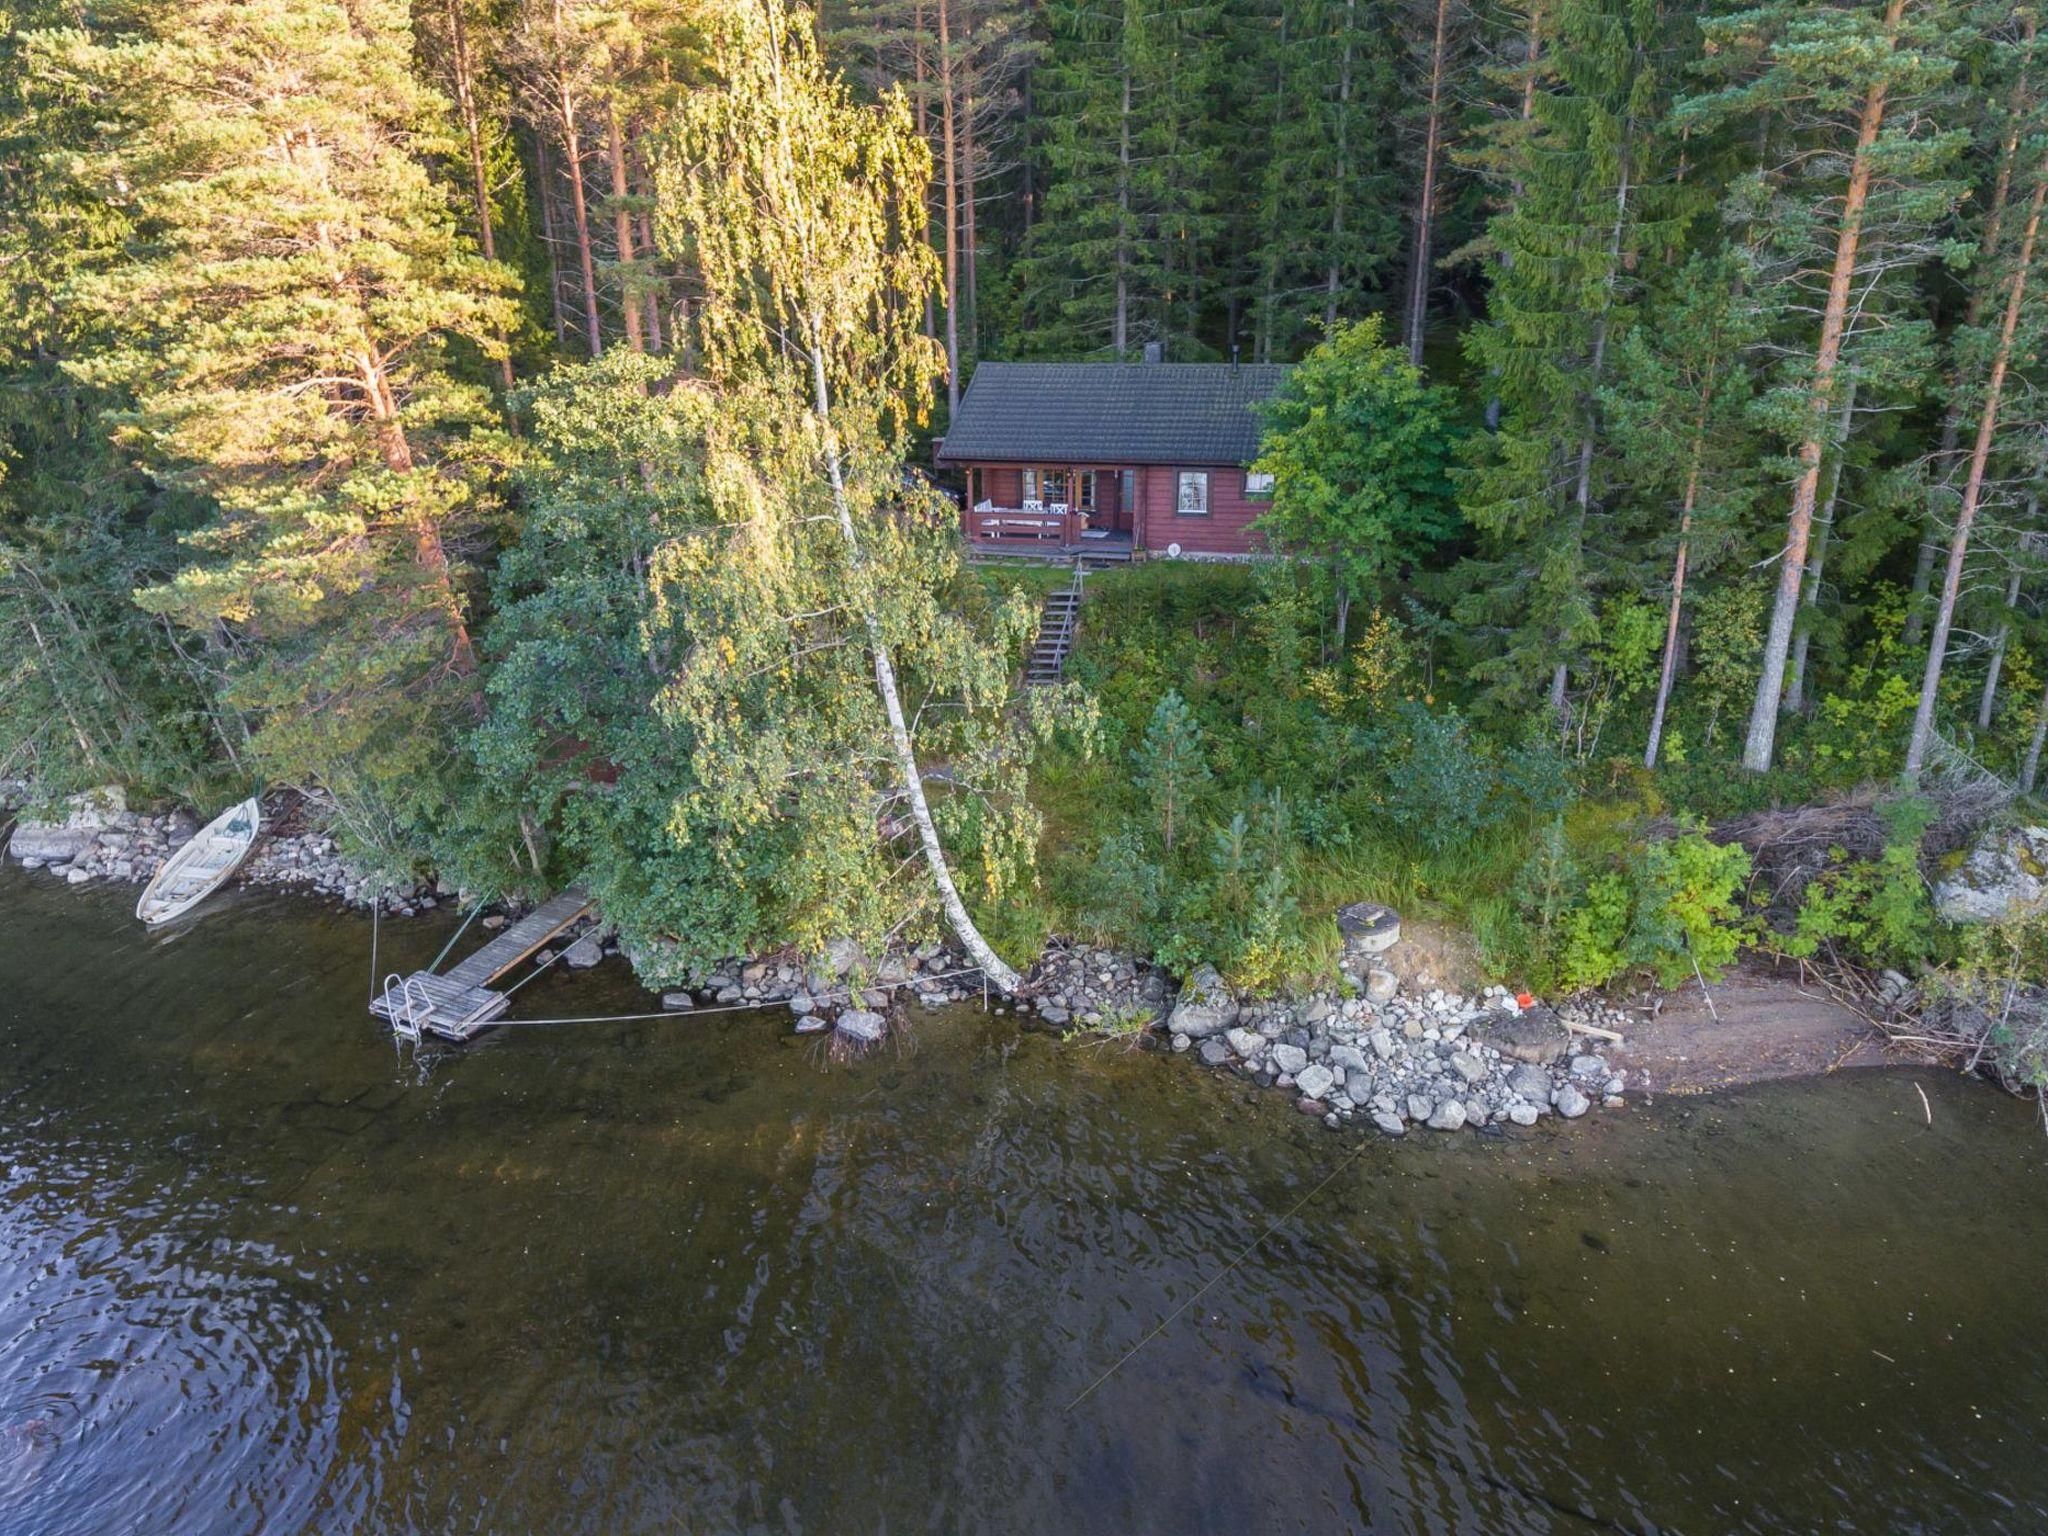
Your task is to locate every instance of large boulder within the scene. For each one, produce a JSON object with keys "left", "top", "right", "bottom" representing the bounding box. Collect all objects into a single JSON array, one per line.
[
  {"left": 1167, "top": 964, "right": 1238, "bottom": 1040},
  {"left": 834, "top": 1009, "right": 887, "bottom": 1043},
  {"left": 1934, "top": 826, "right": 2048, "bottom": 924},
  {"left": 8, "top": 785, "right": 129, "bottom": 865},
  {"left": 1481, "top": 1004, "right": 1570, "bottom": 1065}
]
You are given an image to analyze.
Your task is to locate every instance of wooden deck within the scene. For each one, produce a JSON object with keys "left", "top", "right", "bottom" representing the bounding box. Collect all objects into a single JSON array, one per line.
[{"left": 371, "top": 885, "right": 594, "bottom": 1041}]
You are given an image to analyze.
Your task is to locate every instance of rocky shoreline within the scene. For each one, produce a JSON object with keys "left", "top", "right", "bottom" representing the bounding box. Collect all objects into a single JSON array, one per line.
[{"left": 3, "top": 788, "right": 1687, "bottom": 1137}]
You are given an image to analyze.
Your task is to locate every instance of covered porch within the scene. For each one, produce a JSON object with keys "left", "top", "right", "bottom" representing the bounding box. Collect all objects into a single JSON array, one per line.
[{"left": 960, "top": 462, "right": 1138, "bottom": 559}]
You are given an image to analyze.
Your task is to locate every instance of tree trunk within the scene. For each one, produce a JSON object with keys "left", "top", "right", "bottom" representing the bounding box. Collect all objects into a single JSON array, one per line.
[
  {"left": 1786, "top": 383, "right": 1857, "bottom": 714},
  {"left": 937, "top": 0, "right": 961, "bottom": 415},
  {"left": 1644, "top": 406, "right": 1710, "bottom": 770},
  {"left": 560, "top": 98, "right": 603, "bottom": 356},
  {"left": 536, "top": 133, "right": 570, "bottom": 347},
  {"left": 805, "top": 323, "right": 1021, "bottom": 993},
  {"left": 362, "top": 354, "right": 476, "bottom": 674},
  {"left": 443, "top": 0, "right": 514, "bottom": 390},
  {"left": 1483, "top": 0, "right": 1543, "bottom": 429},
  {"left": 1904, "top": 166, "right": 2044, "bottom": 779},
  {"left": 1114, "top": 61, "right": 1131, "bottom": 358},
  {"left": 962, "top": 81, "right": 979, "bottom": 364},
  {"left": 1404, "top": 0, "right": 1452, "bottom": 366},
  {"left": 1741, "top": 0, "right": 1902, "bottom": 774},
  {"left": 2023, "top": 679, "right": 2048, "bottom": 794},
  {"left": 608, "top": 108, "right": 643, "bottom": 353},
  {"left": 1908, "top": 46, "right": 2026, "bottom": 644},
  {"left": 1327, "top": 0, "right": 1356, "bottom": 331},
  {"left": 1979, "top": 562, "right": 2024, "bottom": 730}
]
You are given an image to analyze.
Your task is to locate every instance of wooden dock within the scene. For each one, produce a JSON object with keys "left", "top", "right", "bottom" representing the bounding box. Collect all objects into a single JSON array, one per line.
[{"left": 372, "top": 885, "right": 594, "bottom": 1041}]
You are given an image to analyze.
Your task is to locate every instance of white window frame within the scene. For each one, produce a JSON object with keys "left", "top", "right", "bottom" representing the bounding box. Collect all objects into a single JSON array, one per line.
[
  {"left": 1021, "top": 468, "right": 1040, "bottom": 504},
  {"left": 1176, "top": 470, "right": 1211, "bottom": 516},
  {"left": 1243, "top": 470, "right": 1275, "bottom": 499}
]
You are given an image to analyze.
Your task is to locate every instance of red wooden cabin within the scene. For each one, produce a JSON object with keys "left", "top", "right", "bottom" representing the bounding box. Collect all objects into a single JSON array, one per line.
[{"left": 935, "top": 360, "right": 1291, "bottom": 561}]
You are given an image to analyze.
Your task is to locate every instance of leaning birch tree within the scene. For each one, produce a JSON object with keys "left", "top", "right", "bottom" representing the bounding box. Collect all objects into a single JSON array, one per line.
[{"left": 653, "top": 0, "right": 1070, "bottom": 991}]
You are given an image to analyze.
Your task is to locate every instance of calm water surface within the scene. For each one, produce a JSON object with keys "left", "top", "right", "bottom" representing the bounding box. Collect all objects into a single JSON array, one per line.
[{"left": 3, "top": 868, "right": 2047, "bottom": 1534}]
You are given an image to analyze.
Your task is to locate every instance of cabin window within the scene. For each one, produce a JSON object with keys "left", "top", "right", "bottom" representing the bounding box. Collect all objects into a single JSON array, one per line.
[
  {"left": 1078, "top": 471, "right": 1098, "bottom": 511},
  {"left": 1176, "top": 470, "right": 1210, "bottom": 516},
  {"left": 1021, "top": 468, "right": 1039, "bottom": 504},
  {"left": 1244, "top": 470, "right": 1275, "bottom": 499},
  {"left": 1040, "top": 469, "right": 1070, "bottom": 506}
]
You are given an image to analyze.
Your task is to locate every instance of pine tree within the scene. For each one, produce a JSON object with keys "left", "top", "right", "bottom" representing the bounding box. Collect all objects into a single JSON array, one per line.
[
  {"left": 1682, "top": 0, "right": 1968, "bottom": 771},
  {"left": 1904, "top": 10, "right": 2046, "bottom": 777},
  {"left": 33, "top": 0, "right": 518, "bottom": 823}
]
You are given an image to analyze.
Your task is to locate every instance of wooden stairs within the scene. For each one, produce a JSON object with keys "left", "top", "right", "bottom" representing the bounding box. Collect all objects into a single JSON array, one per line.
[{"left": 1026, "top": 567, "right": 1086, "bottom": 686}]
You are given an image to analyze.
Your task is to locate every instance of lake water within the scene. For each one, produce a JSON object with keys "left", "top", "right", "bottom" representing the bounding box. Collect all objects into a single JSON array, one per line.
[{"left": 3, "top": 867, "right": 2047, "bottom": 1534}]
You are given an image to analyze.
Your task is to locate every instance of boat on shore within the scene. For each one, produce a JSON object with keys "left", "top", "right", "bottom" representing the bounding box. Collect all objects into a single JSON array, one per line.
[{"left": 135, "top": 796, "right": 261, "bottom": 926}]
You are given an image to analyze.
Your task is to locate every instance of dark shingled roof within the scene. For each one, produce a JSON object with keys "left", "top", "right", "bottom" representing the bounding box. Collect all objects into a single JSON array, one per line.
[{"left": 936, "top": 362, "right": 1292, "bottom": 467}]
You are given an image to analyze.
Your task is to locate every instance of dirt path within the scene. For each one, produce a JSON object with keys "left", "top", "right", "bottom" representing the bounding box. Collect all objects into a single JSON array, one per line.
[{"left": 1606, "top": 964, "right": 1945, "bottom": 1097}]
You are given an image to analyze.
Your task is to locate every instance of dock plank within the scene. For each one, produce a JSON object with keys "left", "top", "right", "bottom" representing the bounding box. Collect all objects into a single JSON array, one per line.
[
  {"left": 442, "top": 886, "right": 593, "bottom": 989},
  {"left": 371, "top": 884, "right": 594, "bottom": 1042}
]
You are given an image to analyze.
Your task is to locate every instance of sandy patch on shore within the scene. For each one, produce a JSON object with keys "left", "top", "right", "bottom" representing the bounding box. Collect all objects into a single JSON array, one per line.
[{"left": 1607, "top": 964, "right": 1944, "bottom": 1097}]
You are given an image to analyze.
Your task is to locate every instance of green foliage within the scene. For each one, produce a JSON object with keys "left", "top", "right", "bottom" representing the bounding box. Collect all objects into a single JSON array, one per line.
[
  {"left": 1253, "top": 317, "right": 1462, "bottom": 629},
  {"left": 1131, "top": 690, "right": 1211, "bottom": 855}
]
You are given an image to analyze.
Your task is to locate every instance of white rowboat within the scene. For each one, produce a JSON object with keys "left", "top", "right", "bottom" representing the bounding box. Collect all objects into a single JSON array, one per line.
[{"left": 135, "top": 797, "right": 261, "bottom": 926}]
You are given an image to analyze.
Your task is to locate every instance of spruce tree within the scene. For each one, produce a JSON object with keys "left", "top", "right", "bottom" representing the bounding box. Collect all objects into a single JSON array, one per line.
[{"left": 1452, "top": 0, "right": 1689, "bottom": 723}]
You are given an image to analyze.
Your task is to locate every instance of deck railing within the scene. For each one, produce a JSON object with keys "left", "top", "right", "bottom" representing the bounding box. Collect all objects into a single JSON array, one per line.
[{"left": 970, "top": 500, "right": 1079, "bottom": 544}]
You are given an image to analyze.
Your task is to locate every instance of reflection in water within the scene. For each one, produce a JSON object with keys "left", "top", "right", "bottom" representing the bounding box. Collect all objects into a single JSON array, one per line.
[{"left": 3, "top": 867, "right": 2048, "bottom": 1534}]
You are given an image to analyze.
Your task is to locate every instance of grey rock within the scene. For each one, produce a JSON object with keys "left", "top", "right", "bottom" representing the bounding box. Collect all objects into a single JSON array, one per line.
[
  {"left": 1427, "top": 1099, "right": 1467, "bottom": 1131},
  {"left": 1553, "top": 1083, "right": 1590, "bottom": 1119},
  {"left": 1364, "top": 968, "right": 1399, "bottom": 1005},
  {"left": 1406, "top": 1093, "right": 1435, "bottom": 1123},
  {"left": 1271, "top": 1042, "right": 1309, "bottom": 1075},
  {"left": 821, "top": 936, "right": 867, "bottom": 978},
  {"left": 1570, "top": 1054, "right": 1609, "bottom": 1078},
  {"left": 1369, "top": 1028, "right": 1398, "bottom": 1061},
  {"left": 561, "top": 936, "right": 605, "bottom": 969},
  {"left": 1168, "top": 964, "right": 1239, "bottom": 1040},
  {"left": 787, "top": 994, "right": 814, "bottom": 1015},
  {"left": 1330, "top": 1043, "right": 1370, "bottom": 1077},
  {"left": 1934, "top": 825, "right": 2048, "bottom": 923},
  {"left": 1295, "top": 1062, "right": 1336, "bottom": 1101},
  {"left": 1448, "top": 1051, "right": 1487, "bottom": 1084},
  {"left": 1372, "top": 1110, "right": 1407, "bottom": 1136},
  {"left": 1484, "top": 1004, "right": 1571, "bottom": 1065},
  {"left": 1198, "top": 1037, "right": 1234, "bottom": 1067},
  {"left": 662, "top": 992, "right": 696, "bottom": 1011},
  {"left": 794, "top": 1014, "right": 829, "bottom": 1034},
  {"left": 1225, "top": 1027, "right": 1267, "bottom": 1060},
  {"left": 1171, "top": 1032, "right": 1191, "bottom": 1052},
  {"left": 1507, "top": 1102, "right": 1540, "bottom": 1127},
  {"left": 834, "top": 1009, "right": 887, "bottom": 1043},
  {"left": 1507, "top": 1063, "right": 1551, "bottom": 1101},
  {"left": 1039, "top": 1004, "right": 1071, "bottom": 1027}
]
